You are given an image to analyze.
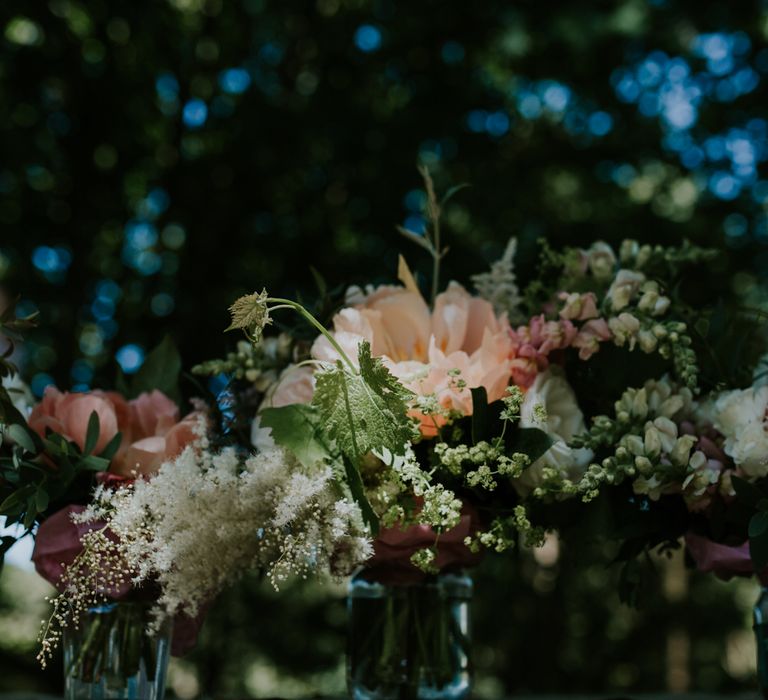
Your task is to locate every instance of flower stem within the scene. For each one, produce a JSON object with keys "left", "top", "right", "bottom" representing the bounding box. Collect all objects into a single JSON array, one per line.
[{"left": 267, "top": 297, "right": 356, "bottom": 371}]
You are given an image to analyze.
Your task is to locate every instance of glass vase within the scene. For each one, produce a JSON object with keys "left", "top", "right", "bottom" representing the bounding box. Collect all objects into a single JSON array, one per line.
[
  {"left": 755, "top": 586, "right": 768, "bottom": 698},
  {"left": 63, "top": 602, "right": 172, "bottom": 700},
  {"left": 347, "top": 570, "right": 472, "bottom": 700}
]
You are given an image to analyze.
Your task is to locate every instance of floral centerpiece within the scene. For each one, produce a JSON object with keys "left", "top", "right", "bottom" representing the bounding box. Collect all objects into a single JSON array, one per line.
[
  {"left": 187, "top": 172, "right": 722, "bottom": 697},
  {"left": 2, "top": 170, "right": 762, "bottom": 699}
]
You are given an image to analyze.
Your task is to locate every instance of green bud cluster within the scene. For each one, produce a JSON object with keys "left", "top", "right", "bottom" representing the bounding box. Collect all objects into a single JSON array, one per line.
[
  {"left": 619, "top": 238, "right": 718, "bottom": 273},
  {"left": 434, "top": 440, "right": 530, "bottom": 490},
  {"left": 192, "top": 336, "right": 294, "bottom": 386},
  {"left": 226, "top": 289, "right": 271, "bottom": 343},
  {"left": 500, "top": 385, "right": 525, "bottom": 421},
  {"left": 410, "top": 547, "right": 439, "bottom": 574},
  {"left": 419, "top": 484, "right": 462, "bottom": 530},
  {"left": 653, "top": 321, "right": 699, "bottom": 390}
]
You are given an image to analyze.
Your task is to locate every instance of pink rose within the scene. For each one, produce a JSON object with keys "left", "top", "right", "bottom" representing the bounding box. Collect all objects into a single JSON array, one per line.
[
  {"left": 29, "top": 388, "right": 124, "bottom": 455},
  {"left": 111, "top": 411, "right": 200, "bottom": 478},
  {"left": 364, "top": 506, "right": 482, "bottom": 584},
  {"left": 130, "top": 391, "right": 179, "bottom": 441},
  {"left": 29, "top": 387, "right": 201, "bottom": 478}
]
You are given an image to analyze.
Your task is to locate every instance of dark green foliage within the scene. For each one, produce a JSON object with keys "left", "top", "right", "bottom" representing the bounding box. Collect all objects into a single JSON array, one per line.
[
  {"left": 115, "top": 335, "right": 182, "bottom": 401},
  {"left": 260, "top": 403, "right": 329, "bottom": 469}
]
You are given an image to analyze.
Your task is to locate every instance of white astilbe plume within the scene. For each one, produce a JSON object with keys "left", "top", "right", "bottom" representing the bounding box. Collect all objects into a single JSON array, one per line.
[
  {"left": 471, "top": 237, "right": 522, "bottom": 320},
  {"left": 71, "top": 445, "right": 372, "bottom": 628}
]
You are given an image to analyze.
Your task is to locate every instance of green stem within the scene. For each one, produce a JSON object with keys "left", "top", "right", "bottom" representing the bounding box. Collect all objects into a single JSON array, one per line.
[{"left": 267, "top": 297, "right": 356, "bottom": 371}]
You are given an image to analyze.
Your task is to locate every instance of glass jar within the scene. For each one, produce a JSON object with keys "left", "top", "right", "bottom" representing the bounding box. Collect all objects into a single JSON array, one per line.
[
  {"left": 63, "top": 602, "right": 172, "bottom": 700},
  {"left": 347, "top": 571, "right": 472, "bottom": 700},
  {"left": 755, "top": 586, "right": 768, "bottom": 698}
]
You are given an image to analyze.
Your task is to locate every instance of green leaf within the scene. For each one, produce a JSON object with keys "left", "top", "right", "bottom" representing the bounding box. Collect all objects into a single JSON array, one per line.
[
  {"left": 511, "top": 427, "right": 554, "bottom": 464},
  {"left": 470, "top": 387, "right": 489, "bottom": 445},
  {"left": 98, "top": 431, "right": 123, "bottom": 462},
  {"left": 260, "top": 404, "right": 330, "bottom": 469},
  {"left": 78, "top": 455, "right": 111, "bottom": 472},
  {"left": 22, "top": 502, "right": 36, "bottom": 529},
  {"left": 5, "top": 424, "right": 39, "bottom": 455},
  {"left": 342, "top": 455, "right": 379, "bottom": 535},
  {"left": 114, "top": 368, "right": 130, "bottom": 398},
  {"left": 0, "top": 486, "right": 32, "bottom": 515},
  {"left": 439, "top": 182, "right": 470, "bottom": 208},
  {"left": 84, "top": 410, "right": 100, "bottom": 455},
  {"left": 0, "top": 535, "right": 17, "bottom": 575},
  {"left": 309, "top": 266, "right": 327, "bottom": 298},
  {"left": 312, "top": 341, "right": 414, "bottom": 461},
  {"left": 35, "top": 489, "right": 49, "bottom": 513},
  {"left": 129, "top": 335, "right": 182, "bottom": 401},
  {"left": 0, "top": 396, "right": 25, "bottom": 427}
]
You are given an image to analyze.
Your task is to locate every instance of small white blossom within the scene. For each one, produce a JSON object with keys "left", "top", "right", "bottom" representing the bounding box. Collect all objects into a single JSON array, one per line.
[
  {"left": 517, "top": 368, "right": 593, "bottom": 494},
  {"left": 709, "top": 385, "right": 768, "bottom": 477},
  {"left": 585, "top": 241, "right": 618, "bottom": 281},
  {"left": 49, "top": 443, "right": 373, "bottom": 645},
  {"left": 608, "top": 312, "right": 641, "bottom": 349},
  {"left": 607, "top": 269, "right": 646, "bottom": 311}
]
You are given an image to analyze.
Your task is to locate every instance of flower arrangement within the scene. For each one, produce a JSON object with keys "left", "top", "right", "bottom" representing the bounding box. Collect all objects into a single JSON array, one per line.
[{"left": 2, "top": 170, "right": 767, "bottom": 698}]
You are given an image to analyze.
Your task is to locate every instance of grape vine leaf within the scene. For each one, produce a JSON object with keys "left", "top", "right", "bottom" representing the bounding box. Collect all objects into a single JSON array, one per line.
[{"left": 312, "top": 341, "right": 415, "bottom": 462}]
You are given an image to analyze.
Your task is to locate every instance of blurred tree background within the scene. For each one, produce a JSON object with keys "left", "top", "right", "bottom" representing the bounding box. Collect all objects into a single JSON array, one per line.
[{"left": 1, "top": 0, "right": 768, "bottom": 696}]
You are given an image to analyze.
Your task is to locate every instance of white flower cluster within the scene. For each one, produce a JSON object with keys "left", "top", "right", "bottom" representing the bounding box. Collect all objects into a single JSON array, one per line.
[
  {"left": 78, "top": 444, "right": 372, "bottom": 624},
  {"left": 706, "top": 385, "right": 768, "bottom": 478},
  {"left": 517, "top": 368, "right": 593, "bottom": 494}
]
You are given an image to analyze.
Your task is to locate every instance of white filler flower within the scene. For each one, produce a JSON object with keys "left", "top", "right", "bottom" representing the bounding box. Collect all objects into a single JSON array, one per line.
[{"left": 516, "top": 368, "right": 593, "bottom": 493}]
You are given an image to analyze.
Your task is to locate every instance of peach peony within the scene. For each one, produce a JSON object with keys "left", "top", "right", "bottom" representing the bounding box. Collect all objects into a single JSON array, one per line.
[
  {"left": 311, "top": 282, "right": 515, "bottom": 435},
  {"left": 29, "top": 387, "right": 200, "bottom": 477}
]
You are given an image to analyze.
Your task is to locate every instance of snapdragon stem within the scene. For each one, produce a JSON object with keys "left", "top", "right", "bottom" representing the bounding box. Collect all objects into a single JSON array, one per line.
[{"left": 266, "top": 298, "right": 356, "bottom": 372}]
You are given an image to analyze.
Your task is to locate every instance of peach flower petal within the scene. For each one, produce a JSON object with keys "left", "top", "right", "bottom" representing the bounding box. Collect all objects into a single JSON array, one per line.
[
  {"left": 113, "top": 436, "right": 166, "bottom": 477},
  {"left": 30, "top": 386, "right": 200, "bottom": 477},
  {"left": 306, "top": 282, "right": 516, "bottom": 435},
  {"left": 165, "top": 416, "right": 200, "bottom": 459},
  {"left": 63, "top": 395, "right": 120, "bottom": 454},
  {"left": 131, "top": 390, "right": 180, "bottom": 439}
]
